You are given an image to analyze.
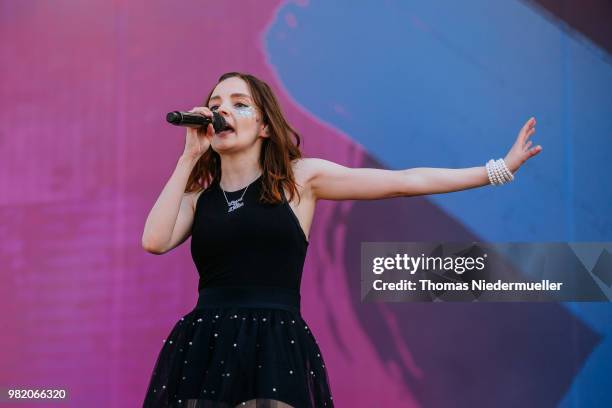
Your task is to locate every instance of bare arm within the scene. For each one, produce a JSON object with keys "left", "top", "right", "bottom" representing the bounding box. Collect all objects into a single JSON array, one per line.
[
  {"left": 400, "top": 166, "right": 489, "bottom": 196},
  {"left": 141, "top": 155, "right": 199, "bottom": 254},
  {"left": 308, "top": 160, "right": 489, "bottom": 200},
  {"left": 308, "top": 117, "right": 542, "bottom": 200}
]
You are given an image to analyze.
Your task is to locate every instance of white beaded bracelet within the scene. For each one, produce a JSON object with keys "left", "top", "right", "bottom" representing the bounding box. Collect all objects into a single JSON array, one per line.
[
  {"left": 493, "top": 160, "right": 505, "bottom": 184},
  {"left": 493, "top": 161, "right": 508, "bottom": 184},
  {"left": 486, "top": 160, "right": 497, "bottom": 185},
  {"left": 496, "top": 158, "right": 514, "bottom": 182},
  {"left": 486, "top": 159, "right": 501, "bottom": 185},
  {"left": 486, "top": 158, "right": 514, "bottom": 186}
]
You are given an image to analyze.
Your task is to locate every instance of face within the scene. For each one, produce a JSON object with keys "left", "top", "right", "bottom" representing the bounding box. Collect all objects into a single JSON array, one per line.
[{"left": 207, "top": 77, "right": 268, "bottom": 153}]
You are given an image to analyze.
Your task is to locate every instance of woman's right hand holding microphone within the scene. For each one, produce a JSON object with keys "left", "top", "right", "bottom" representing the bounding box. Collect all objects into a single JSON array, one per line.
[{"left": 182, "top": 106, "right": 216, "bottom": 160}]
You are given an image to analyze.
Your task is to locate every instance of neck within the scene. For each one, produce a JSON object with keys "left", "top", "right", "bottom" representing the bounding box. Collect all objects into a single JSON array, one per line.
[{"left": 219, "top": 150, "right": 262, "bottom": 191}]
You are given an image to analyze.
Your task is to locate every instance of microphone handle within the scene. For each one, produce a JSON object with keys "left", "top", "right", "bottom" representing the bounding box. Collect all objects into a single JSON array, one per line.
[{"left": 166, "top": 111, "right": 226, "bottom": 132}]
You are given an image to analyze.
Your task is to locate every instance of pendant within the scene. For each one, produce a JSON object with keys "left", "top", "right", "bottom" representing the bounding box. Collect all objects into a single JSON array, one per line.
[{"left": 227, "top": 198, "right": 244, "bottom": 213}]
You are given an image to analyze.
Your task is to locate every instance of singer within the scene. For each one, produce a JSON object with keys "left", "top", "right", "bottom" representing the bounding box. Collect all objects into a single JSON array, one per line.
[{"left": 141, "top": 72, "right": 542, "bottom": 407}]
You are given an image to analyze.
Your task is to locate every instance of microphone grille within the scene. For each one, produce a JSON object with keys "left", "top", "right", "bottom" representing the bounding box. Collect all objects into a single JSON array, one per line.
[
  {"left": 211, "top": 112, "right": 227, "bottom": 133},
  {"left": 166, "top": 111, "right": 181, "bottom": 124}
]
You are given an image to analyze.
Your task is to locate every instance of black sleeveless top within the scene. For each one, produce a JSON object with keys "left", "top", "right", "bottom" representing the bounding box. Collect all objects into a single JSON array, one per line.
[{"left": 190, "top": 174, "right": 309, "bottom": 292}]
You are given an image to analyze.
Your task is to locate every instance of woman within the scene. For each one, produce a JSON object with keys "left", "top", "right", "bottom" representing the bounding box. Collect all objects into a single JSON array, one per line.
[{"left": 141, "top": 72, "right": 542, "bottom": 407}]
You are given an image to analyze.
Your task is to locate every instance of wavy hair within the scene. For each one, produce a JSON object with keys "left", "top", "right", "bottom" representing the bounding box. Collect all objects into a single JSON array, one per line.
[{"left": 184, "top": 72, "right": 303, "bottom": 205}]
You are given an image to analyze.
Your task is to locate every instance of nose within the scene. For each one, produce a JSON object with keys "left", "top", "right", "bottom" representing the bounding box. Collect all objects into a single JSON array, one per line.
[{"left": 215, "top": 104, "right": 232, "bottom": 120}]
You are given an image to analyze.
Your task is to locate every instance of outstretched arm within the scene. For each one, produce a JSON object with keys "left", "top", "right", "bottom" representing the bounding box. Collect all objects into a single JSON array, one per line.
[{"left": 308, "top": 117, "right": 542, "bottom": 201}]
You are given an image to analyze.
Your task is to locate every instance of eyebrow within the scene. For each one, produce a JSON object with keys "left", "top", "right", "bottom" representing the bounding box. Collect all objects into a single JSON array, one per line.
[{"left": 209, "top": 93, "right": 252, "bottom": 102}]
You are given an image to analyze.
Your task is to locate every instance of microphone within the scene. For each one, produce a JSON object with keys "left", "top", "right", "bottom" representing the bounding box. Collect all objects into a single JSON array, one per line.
[{"left": 166, "top": 110, "right": 227, "bottom": 133}]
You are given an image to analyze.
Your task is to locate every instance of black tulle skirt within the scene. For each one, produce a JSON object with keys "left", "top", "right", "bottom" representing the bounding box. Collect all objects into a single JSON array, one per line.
[{"left": 142, "top": 286, "right": 334, "bottom": 408}]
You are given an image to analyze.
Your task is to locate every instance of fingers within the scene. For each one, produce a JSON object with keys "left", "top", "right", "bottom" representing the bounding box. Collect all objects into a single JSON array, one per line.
[
  {"left": 188, "top": 106, "right": 214, "bottom": 119},
  {"left": 522, "top": 122, "right": 537, "bottom": 150},
  {"left": 520, "top": 117, "right": 537, "bottom": 143},
  {"left": 528, "top": 145, "right": 542, "bottom": 158},
  {"left": 529, "top": 117, "right": 536, "bottom": 127},
  {"left": 518, "top": 117, "right": 541, "bottom": 163},
  {"left": 206, "top": 123, "right": 215, "bottom": 137},
  {"left": 188, "top": 107, "right": 215, "bottom": 136},
  {"left": 527, "top": 117, "right": 536, "bottom": 129}
]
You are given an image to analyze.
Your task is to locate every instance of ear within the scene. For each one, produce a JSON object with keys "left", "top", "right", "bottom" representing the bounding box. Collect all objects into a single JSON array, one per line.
[{"left": 259, "top": 124, "right": 269, "bottom": 138}]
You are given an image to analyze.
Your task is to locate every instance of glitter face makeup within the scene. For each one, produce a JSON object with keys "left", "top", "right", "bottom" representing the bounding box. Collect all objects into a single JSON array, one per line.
[{"left": 235, "top": 105, "right": 256, "bottom": 118}]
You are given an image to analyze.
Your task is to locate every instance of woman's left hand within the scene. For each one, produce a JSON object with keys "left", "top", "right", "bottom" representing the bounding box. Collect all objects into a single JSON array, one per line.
[{"left": 504, "top": 117, "right": 543, "bottom": 173}]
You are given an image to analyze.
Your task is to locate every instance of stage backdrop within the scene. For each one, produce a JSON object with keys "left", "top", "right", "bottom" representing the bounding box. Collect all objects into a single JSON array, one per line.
[{"left": 1, "top": 0, "right": 611, "bottom": 407}]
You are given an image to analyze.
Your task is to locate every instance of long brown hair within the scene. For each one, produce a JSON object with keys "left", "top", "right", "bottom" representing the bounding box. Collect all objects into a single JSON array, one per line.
[{"left": 184, "top": 72, "right": 303, "bottom": 205}]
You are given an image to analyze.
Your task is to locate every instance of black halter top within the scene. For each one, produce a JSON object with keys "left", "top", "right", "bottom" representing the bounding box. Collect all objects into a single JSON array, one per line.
[{"left": 190, "top": 175, "right": 309, "bottom": 292}]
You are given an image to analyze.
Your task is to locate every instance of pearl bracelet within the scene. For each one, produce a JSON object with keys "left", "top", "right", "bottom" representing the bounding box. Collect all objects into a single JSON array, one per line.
[
  {"left": 493, "top": 160, "right": 504, "bottom": 184},
  {"left": 496, "top": 158, "right": 514, "bottom": 182},
  {"left": 486, "top": 158, "right": 514, "bottom": 186}
]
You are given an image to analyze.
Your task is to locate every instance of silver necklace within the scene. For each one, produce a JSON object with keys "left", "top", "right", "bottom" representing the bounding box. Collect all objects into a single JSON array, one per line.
[{"left": 219, "top": 173, "right": 261, "bottom": 213}]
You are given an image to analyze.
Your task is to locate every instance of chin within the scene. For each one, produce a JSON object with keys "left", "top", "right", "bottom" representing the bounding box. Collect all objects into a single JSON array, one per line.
[{"left": 211, "top": 141, "right": 240, "bottom": 153}]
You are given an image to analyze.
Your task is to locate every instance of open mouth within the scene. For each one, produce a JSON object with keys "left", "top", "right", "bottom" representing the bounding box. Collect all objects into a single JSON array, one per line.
[{"left": 217, "top": 124, "right": 235, "bottom": 136}]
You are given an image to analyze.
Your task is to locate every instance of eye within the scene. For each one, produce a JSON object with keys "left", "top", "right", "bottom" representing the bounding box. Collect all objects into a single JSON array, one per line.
[{"left": 209, "top": 103, "right": 248, "bottom": 111}]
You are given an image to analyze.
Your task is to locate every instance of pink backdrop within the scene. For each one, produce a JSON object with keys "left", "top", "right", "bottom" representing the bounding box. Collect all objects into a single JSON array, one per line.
[{"left": 1, "top": 1, "right": 599, "bottom": 407}]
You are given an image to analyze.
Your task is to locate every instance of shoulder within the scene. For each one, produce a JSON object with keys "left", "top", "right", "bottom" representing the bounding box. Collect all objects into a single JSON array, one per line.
[
  {"left": 291, "top": 157, "right": 348, "bottom": 183},
  {"left": 290, "top": 157, "right": 330, "bottom": 181},
  {"left": 290, "top": 157, "right": 326, "bottom": 188},
  {"left": 189, "top": 184, "right": 215, "bottom": 211},
  {"left": 291, "top": 157, "right": 346, "bottom": 200}
]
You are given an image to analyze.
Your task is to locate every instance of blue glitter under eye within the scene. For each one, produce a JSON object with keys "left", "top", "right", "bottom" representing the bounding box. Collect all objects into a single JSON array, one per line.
[{"left": 235, "top": 106, "right": 256, "bottom": 117}]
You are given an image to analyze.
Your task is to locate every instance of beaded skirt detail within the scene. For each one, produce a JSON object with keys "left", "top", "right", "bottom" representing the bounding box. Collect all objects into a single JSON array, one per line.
[{"left": 142, "top": 287, "right": 334, "bottom": 408}]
